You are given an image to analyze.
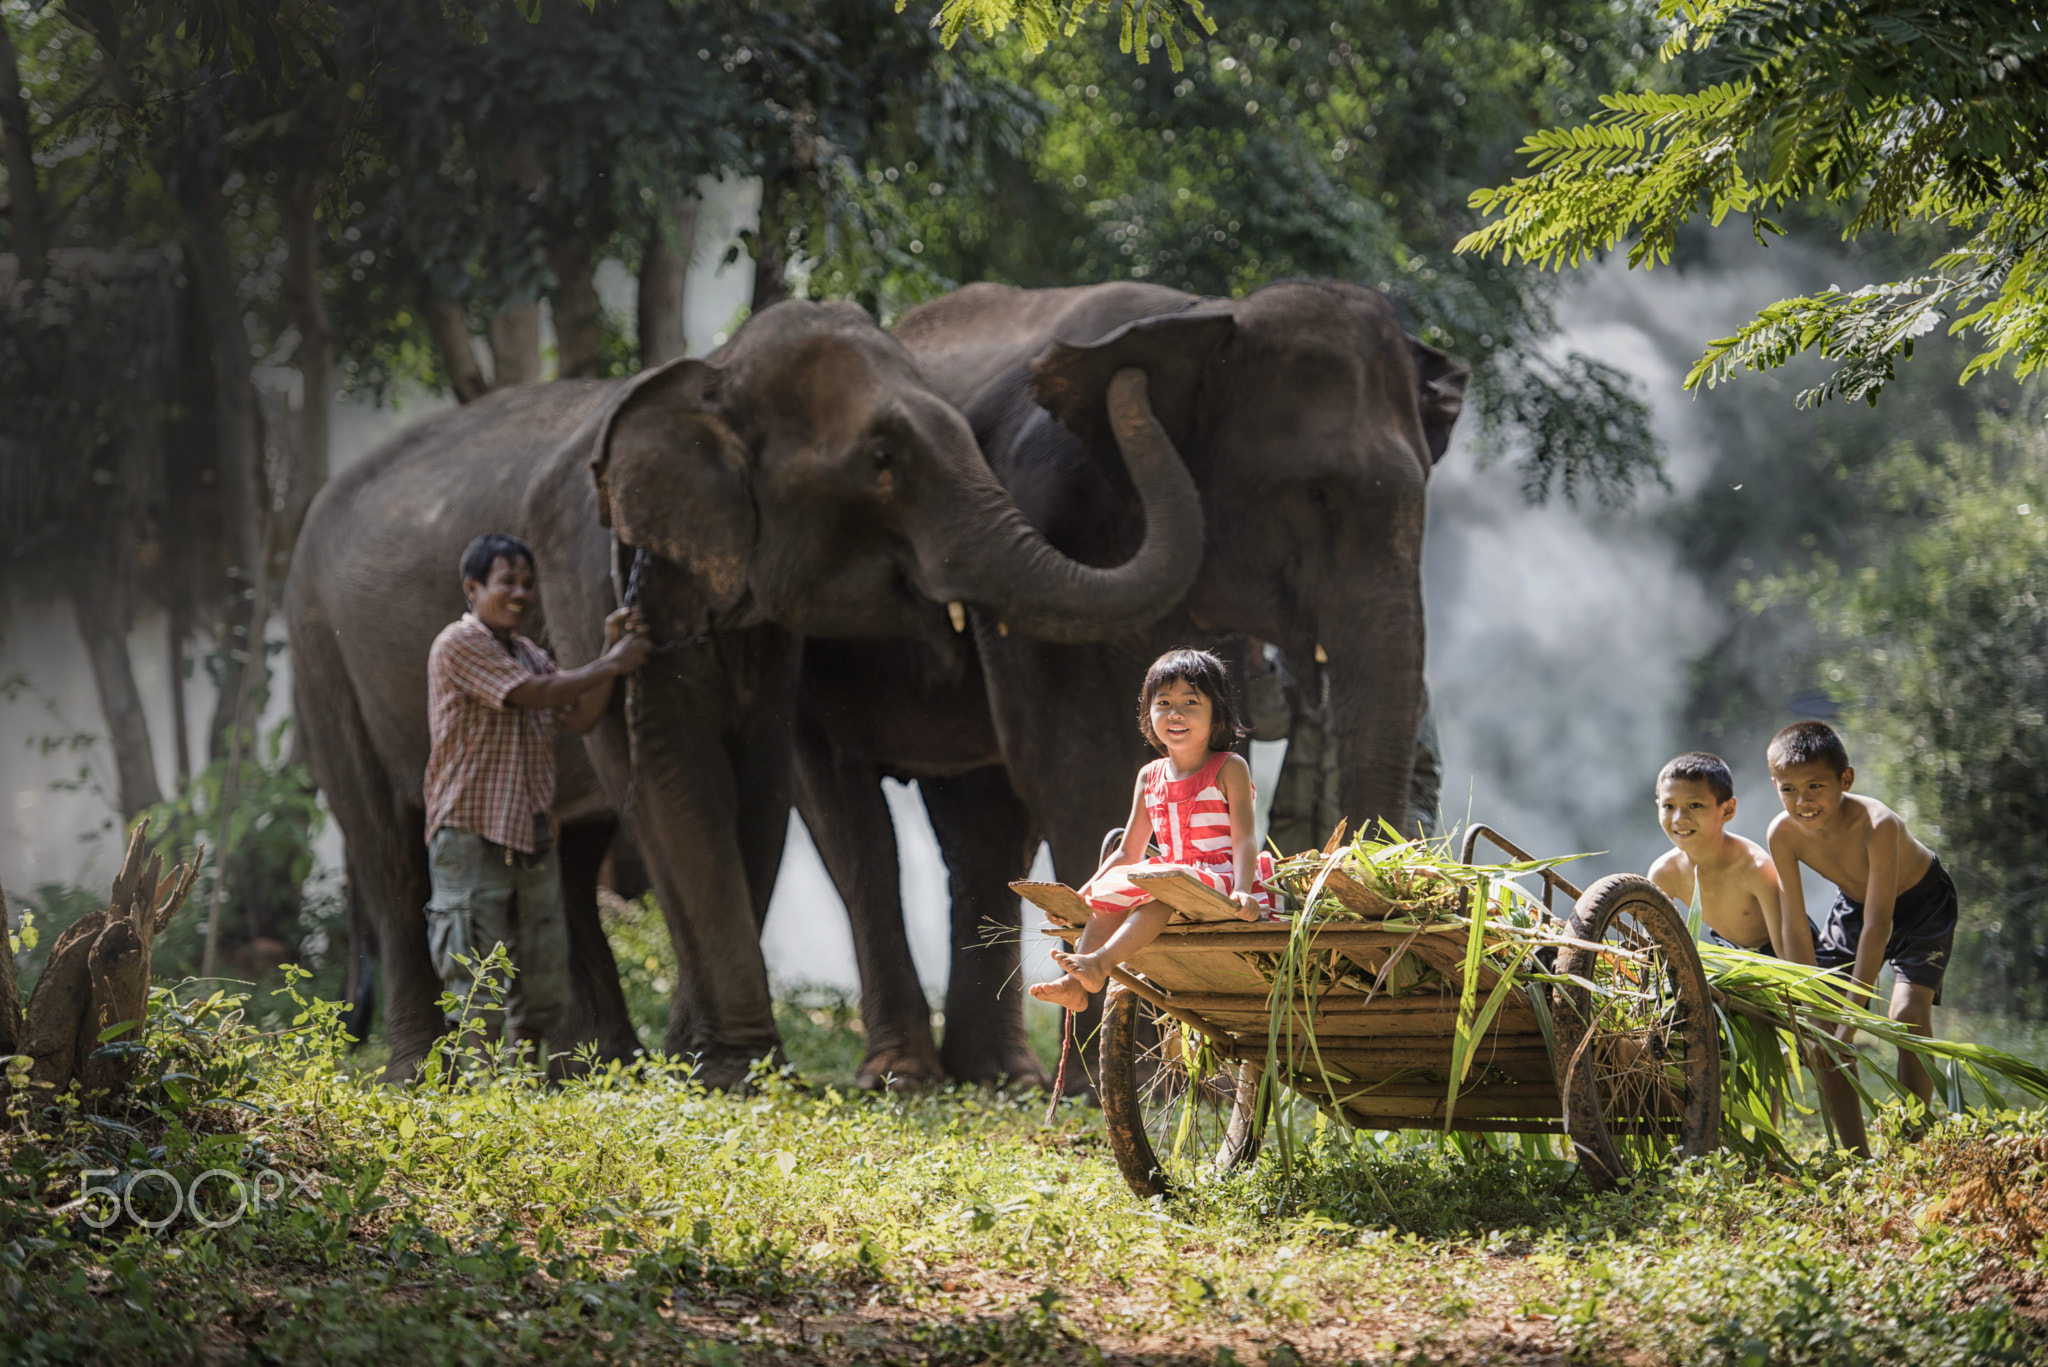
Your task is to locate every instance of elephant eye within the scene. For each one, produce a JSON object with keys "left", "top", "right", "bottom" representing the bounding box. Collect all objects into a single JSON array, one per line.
[
  {"left": 1306, "top": 483, "right": 1328, "bottom": 505},
  {"left": 868, "top": 441, "right": 893, "bottom": 469}
]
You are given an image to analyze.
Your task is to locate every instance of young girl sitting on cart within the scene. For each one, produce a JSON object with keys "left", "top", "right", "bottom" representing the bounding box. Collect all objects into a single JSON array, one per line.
[{"left": 1029, "top": 648, "right": 1277, "bottom": 1012}]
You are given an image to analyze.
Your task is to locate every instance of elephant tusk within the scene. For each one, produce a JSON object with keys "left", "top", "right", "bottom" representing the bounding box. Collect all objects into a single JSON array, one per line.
[
  {"left": 947, "top": 601, "right": 967, "bottom": 633},
  {"left": 1314, "top": 643, "right": 1329, "bottom": 664}
]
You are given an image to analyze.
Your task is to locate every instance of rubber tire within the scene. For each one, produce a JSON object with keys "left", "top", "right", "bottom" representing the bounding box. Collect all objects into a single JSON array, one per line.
[
  {"left": 1099, "top": 982, "right": 1264, "bottom": 1198},
  {"left": 1553, "top": 873, "right": 1722, "bottom": 1190}
]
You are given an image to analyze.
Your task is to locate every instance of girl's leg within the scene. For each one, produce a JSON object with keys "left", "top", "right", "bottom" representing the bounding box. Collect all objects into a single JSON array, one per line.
[
  {"left": 1052, "top": 902, "right": 1170, "bottom": 992},
  {"left": 1030, "top": 907, "right": 1128, "bottom": 1012}
]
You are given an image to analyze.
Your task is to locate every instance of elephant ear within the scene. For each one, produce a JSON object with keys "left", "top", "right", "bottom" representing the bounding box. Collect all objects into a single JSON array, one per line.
[
  {"left": 1406, "top": 337, "right": 1470, "bottom": 465},
  {"left": 590, "top": 358, "right": 755, "bottom": 611},
  {"left": 1029, "top": 308, "right": 1235, "bottom": 490}
]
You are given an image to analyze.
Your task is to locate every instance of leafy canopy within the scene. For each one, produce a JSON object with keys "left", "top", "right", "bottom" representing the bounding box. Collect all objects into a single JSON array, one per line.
[
  {"left": 1454, "top": 0, "right": 2048, "bottom": 407},
  {"left": 921, "top": 0, "right": 1217, "bottom": 71}
]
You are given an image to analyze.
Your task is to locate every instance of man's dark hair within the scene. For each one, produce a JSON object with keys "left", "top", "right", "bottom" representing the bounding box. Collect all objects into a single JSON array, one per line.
[
  {"left": 460, "top": 533, "right": 535, "bottom": 587},
  {"left": 1137, "top": 648, "right": 1246, "bottom": 754},
  {"left": 1658, "top": 752, "right": 1734, "bottom": 805},
  {"left": 1767, "top": 720, "right": 1850, "bottom": 776}
]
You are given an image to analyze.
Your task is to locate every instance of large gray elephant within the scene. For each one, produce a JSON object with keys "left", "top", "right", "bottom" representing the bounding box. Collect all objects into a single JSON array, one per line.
[
  {"left": 793, "top": 280, "right": 1468, "bottom": 1087},
  {"left": 285, "top": 299, "right": 1206, "bottom": 1084}
]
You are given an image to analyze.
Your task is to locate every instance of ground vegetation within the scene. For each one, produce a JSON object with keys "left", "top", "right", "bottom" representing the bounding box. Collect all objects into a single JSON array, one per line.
[{"left": 0, "top": 953, "right": 2044, "bottom": 1364}]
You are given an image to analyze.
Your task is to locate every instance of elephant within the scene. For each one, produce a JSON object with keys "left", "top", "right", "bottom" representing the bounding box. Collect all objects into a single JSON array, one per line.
[
  {"left": 284, "top": 298, "right": 1209, "bottom": 1085},
  {"left": 791, "top": 279, "right": 1468, "bottom": 1088}
]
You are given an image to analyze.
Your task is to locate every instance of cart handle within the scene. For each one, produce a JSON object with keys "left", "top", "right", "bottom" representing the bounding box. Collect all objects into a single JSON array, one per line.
[{"left": 1460, "top": 823, "right": 1584, "bottom": 921}]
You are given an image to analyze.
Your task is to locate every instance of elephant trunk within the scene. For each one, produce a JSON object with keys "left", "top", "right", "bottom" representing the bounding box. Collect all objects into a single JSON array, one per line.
[
  {"left": 1323, "top": 555, "right": 1428, "bottom": 841},
  {"left": 928, "top": 369, "right": 1203, "bottom": 644}
]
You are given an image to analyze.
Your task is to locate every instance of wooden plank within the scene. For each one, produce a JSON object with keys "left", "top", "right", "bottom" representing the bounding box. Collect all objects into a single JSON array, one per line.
[
  {"left": 1013, "top": 881, "right": 1091, "bottom": 927},
  {"left": 1340, "top": 1115, "right": 1566, "bottom": 1136},
  {"left": 1323, "top": 868, "right": 1398, "bottom": 918},
  {"left": 1283, "top": 1079, "right": 1563, "bottom": 1119},
  {"left": 1126, "top": 870, "right": 1262, "bottom": 924}
]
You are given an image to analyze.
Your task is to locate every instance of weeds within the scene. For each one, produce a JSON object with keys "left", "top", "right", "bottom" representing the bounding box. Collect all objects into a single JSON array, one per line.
[{"left": 0, "top": 947, "right": 2044, "bottom": 1363}]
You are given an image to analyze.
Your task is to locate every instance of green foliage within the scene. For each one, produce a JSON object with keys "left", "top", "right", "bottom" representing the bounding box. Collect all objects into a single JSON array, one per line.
[
  {"left": 5, "top": 973, "right": 2048, "bottom": 1362},
  {"left": 137, "top": 718, "right": 326, "bottom": 977},
  {"left": 1460, "top": 0, "right": 2048, "bottom": 408},
  {"left": 1765, "top": 411, "right": 2048, "bottom": 1015},
  {"left": 888, "top": 1, "right": 1667, "bottom": 503},
  {"left": 922, "top": 0, "right": 1218, "bottom": 72}
]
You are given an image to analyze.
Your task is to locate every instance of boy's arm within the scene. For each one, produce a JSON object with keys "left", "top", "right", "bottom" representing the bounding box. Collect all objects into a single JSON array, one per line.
[
  {"left": 1846, "top": 813, "right": 1903, "bottom": 1009},
  {"left": 1750, "top": 853, "right": 1808, "bottom": 962},
  {"left": 1220, "top": 753, "right": 1262, "bottom": 919},
  {"left": 1766, "top": 817, "right": 1815, "bottom": 966},
  {"left": 1647, "top": 851, "right": 1691, "bottom": 910}
]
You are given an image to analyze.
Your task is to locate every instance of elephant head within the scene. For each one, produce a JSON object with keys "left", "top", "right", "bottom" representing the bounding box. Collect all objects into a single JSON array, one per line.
[
  {"left": 589, "top": 300, "right": 1206, "bottom": 647},
  {"left": 1032, "top": 281, "right": 1470, "bottom": 836}
]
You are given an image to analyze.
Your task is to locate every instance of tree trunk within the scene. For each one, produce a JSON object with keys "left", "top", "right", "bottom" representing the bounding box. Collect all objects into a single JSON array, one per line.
[
  {"left": 425, "top": 294, "right": 490, "bottom": 402},
  {"left": 548, "top": 241, "right": 605, "bottom": 379},
  {"left": 281, "top": 172, "right": 330, "bottom": 544},
  {"left": 167, "top": 603, "right": 191, "bottom": 788},
  {"left": 488, "top": 301, "right": 543, "bottom": 387},
  {"left": 750, "top": 190, "right": 787, "bottom": 314},
  {"left": 0, "top": 882, "right": 22, "bottom": 1060},
  {"left": 69, "top": 564, "right": 164, "bottom": 819},
  {"left": 0, "top": 15, "right": 49, "bottom": 283},
  {"left": 181, "top": 182, "right": 268, "bottom": 764},
  {"left": 638, "top": 197, "right": 697, "bottom": 366}
]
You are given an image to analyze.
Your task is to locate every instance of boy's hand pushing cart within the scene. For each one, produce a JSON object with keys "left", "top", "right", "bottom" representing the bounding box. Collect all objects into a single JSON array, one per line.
[{"left": 1014, "top": 823, "right": 1723, "bottom": 1197}]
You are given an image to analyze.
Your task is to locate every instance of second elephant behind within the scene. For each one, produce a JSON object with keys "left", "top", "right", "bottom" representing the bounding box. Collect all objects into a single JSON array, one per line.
[{"left": 795, "top": 279, "right": 1469, "bottom": 1089}]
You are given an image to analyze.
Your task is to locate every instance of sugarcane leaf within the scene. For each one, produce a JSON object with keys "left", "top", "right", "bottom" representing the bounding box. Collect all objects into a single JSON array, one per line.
[
  {"left": 1456, "top": 943, "right": 1537, "bottom": 1087},
  {"left": 1445, "top": 874, "right": 1492, "bottom": 1130}
]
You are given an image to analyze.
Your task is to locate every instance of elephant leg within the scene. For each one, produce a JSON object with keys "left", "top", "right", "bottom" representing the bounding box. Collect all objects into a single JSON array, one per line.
[
  {"left": 921, "top": 766, "right": 1049, "bottom": 1089},
  {"left": 581, "top": 641, "right": 787, "bottom": 1090},
  {"left": 292, "top": 630, "right": 441, "bottom": 1082},
  {"left": 341, "top": 856, "right": 378, "bottom": 1048},
  {"left": 729, "top": 715, "right": 794, "bottom": 935},
  {"left": 599, "top": 826, "right": 652, "bottom": 901},
  {"left": 552, "top": 817, "right": 641, "bottom": 1070},
  {"left": 792, "top": 714, "right": 944, "bottom": 1089}
]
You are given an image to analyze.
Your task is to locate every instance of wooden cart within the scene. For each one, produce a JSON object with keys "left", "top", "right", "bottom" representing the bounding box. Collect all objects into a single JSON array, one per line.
[{"left": 1014, "top": 825, "right": 1722, "bottom": 1197}]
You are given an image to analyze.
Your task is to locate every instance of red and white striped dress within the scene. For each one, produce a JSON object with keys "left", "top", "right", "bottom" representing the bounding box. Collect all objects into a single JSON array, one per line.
[{"left": 1080, "top": 750, "right": 1278, "bottom": 915}]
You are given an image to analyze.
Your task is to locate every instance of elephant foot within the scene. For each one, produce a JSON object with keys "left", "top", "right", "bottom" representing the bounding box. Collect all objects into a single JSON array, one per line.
[
  {"left": 940, "top": 1043, "right": 1052, "bottom": 1093},
  {"left": 856, "top": 1041, "right": 947, "bottom": 1092},
  {"left": 677, "top": 1047, "right": 787, "bottom": 1093}
]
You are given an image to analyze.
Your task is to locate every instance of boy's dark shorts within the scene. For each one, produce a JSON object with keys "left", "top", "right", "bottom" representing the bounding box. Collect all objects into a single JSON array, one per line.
[
  {"left": 1705, "top": 927, "right": 1776, "bottom": 957},
  {"left": 1813, "top": 858, "right": 1958, "bottom": 1004}
]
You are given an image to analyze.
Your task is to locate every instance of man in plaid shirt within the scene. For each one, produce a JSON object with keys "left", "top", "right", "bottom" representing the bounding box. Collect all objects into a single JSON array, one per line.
[{"left": 423, "top": 532, "right": 650, "bottom": 1062}]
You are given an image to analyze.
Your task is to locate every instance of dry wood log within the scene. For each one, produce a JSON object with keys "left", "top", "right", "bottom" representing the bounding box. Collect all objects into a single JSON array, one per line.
[
  {"left": 14, "top": 819, "right": 194, "bottom": 1100},
  {"left": 21, "top": 909, "right": 110, "bottom": 1092}
]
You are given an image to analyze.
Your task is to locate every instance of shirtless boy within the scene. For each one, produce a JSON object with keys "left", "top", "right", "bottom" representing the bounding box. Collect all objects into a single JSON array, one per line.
[
  {"left": 1647, "top": 752, "right": 1797, "bottom": 956},
  {"left": 1649, "top": 750, "right": 1867, "bottom": 1151},
  {"left": 1767, "top": 720, "right": 1958, "bottom": 1111}
]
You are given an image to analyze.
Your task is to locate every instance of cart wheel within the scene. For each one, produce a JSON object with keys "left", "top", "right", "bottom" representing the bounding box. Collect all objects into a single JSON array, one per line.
[
  {"left": 1552, "top": 874, "right": 1721, "bottom": 1190},
  {"left": 1099, "top": 983, "right": 1265, "bottom": 1197}
]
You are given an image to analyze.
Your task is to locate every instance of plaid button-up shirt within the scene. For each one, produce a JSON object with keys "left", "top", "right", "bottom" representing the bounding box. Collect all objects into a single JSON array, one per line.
[{"left": 423, "top": 614, "right": 562, "bottom": 854}]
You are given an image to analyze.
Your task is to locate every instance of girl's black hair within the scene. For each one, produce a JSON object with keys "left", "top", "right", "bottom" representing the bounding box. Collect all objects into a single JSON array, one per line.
[
  {"left": 460, "top": 532, "right": 535, "bottom": 586},
  {"left": 1137, "top": 648, "right": 1246, "bottom": 754}
]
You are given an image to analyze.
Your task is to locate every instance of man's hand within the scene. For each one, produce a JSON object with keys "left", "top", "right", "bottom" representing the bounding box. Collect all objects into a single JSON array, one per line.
[
  {"left": 603, "top": 605, "right": 645, "bottom": 650},
  {"left": 602, "top": 607, "right": 651, "bottom": 675}
]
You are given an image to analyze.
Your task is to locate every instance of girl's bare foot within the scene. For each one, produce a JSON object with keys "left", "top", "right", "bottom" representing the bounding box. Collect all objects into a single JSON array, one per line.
[
  {"left": 1049, "top": 947, "right": 1109, "bottom": 993},
  {"left": 1029, "top": 974, "right": 1091, "bottom": 1012}
]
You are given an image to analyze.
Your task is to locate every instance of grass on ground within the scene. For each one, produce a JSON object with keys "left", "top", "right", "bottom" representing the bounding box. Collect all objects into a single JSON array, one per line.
[{"left": 4, "top": 923, "right": 2048, "bottom": 1367}]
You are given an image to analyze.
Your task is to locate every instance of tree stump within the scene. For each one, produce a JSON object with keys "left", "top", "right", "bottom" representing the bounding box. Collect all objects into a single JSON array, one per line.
[{"left": 13, "top": 820, "right": 195, "bottom": 1102}]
